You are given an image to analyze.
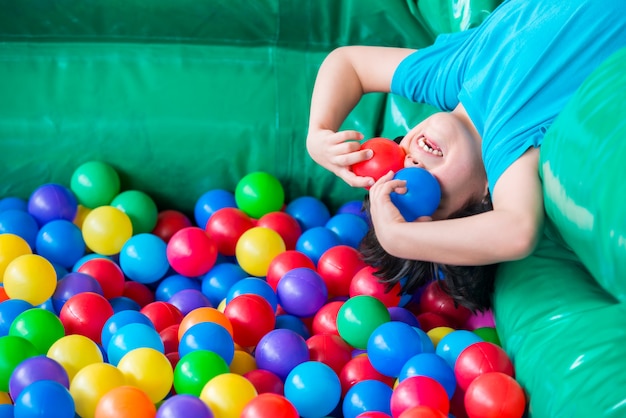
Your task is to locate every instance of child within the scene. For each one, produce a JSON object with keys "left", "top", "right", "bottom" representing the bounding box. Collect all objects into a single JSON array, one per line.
[{"left": 306, "top": 0, "right": 626, "bottom": 310}]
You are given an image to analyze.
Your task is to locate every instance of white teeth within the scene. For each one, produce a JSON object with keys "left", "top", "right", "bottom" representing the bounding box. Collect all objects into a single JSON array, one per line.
[{"left": 418, "top": 138, "right": 443, "bottom": 156}]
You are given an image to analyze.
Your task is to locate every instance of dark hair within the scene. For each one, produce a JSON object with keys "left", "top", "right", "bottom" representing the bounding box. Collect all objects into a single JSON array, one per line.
[{"left": 358, "top": 137, "right": 496, "bottom": 312}]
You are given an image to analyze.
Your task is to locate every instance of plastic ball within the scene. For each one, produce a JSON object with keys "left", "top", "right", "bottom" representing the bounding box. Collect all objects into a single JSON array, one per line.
[
  {"left": 284, "top": 361, "right": 341, "bottom": 418},
  {"left": 173, "top": 349, "right": 229, "bottom": 396},
  {"left": 52, "top": 271, "right": 104, "bottom": 313},
  {"left": 336, "top": 295, "right": 391, "bottom": 350},
  {"left": 123, "top": 281, "right": 155, "bottom": 308},
  {"left": 27, "top": 183, "right": 78, "bottom": 226},
  {"left": 235, "top": 172, "right": 285, "bottom": 219},
  {"left": 199, "top": 373, "right": 258, "bottom": 417},
  {"left": 312, "top": 300, "right": 344, "bottom": 336},
  {"left": 35, "top": 219, "right": 85, "bottom": 268},
  {"left": 94, "top": 385, "right": 157, "bottom": 418},
  {"left": 0, "top": 234, "right": 32, "bottom": 281},
  {"left": 464, "top": 372, "right": 526, "bottom": 418},
  {"left": 226, "top": 277, "right": 278, "bottom": 312},
  {"left": 435, "top": 330, "right": 483, "bottom": 370},
  {"left": 9, "top": 308, "right": 65, "bottom": 354},
  {"left": 255, "top": 329, "right": 310, "bottom": 381},
  {"left": 9, "top": 355, "right": 69, "bottom": 401},
  {"left": 194, "top": 189, "right": 237, "bottom": 229},
  {"left": 46, "top": 334, "right": 103, "bottom": 382},
  {"left": 224, "top": 294, "right": 276, "bottom": 348},
  {"left": 356, "top": 413, "right": 392, "bottom": 418},
  {"left": 179, "top": 321, "right": 235, "bottom": 364},
  {"left": 205, "top": 207, "right": 255, "bottom": 256},
  {"left": 342, "top": 379, "right": 393, "bottom": 418},
  {"left": 416, "top": 312, "right": 455, "bottom": 333},
  {"left": 117, "top": 347, "right": 173, "bottom": 403},
  {"left": 0, "top": 197, "right": 27, "bottom": 212},
  {"left": 257, "top": 211, "right": 302, "bottom": 251},
  {"left": 119, "top": 233, "right": 169, "bottom": 284},
  {"left": 101, "top": 310, "right": 155, "bottom": 350},
  {"left": 230, "top": 349, "right": 257, "bottom": 375},
  {"left": 167, "top": 227, "right": 218, "bottom": 277},
  {"left": 0, "top": 336, "right": 39, "bottom": 392},
  {"left": 71, "top": 363, "right": 126, "bottom": 417},
  {"left": 14, "top": 379, "right": 75, "bottom": 418},
  {"left": 367, "top": 322, "right": 427, "bottom": 378},
  {"left": 70, "top": 161, "right": 121, "bottom": 209},
  {"left": 177, "top": 307, "right": 234, "bottom": 341},
  {"left": 275, "top": 314, "right": 311, "bottom": 340},
  {"left": 388, "top": 307, "right": 420, "bottom": 328},
  {"left": 110, "top": 190, "right": 159, "bottom": 235},
  {"left": 295, "top": 226, "right": 342, "bottom": 265},
  {"left": 82, "top": 206, "right": 133, "bottom": 255},
  {"left": 106, "top": 322, "right": 164, "bottom": 366},
  {"left": 140, "top": 301, "right": 184, "bottom": 333},
  {"left": 152, "top": 210, "right": 193, "bottom": 243},
  {"left": 391, "top": 376, "right": 450, "bottom": 417},
  {"left": 265, "top": 250, "right": 315, "bottom": 291},
  {"left": 351, "top": 138, "right": 406, "bottom": 185},
  {"left": 473, "top": 327, "right": 501, "bottom": 346},
  {"left": 339, "top": 355, "right": 395, "bottom": 397},
  {"left": 337, "top": 200, "right": 369, "bottom": 223},
  {"left": 241, "top": 393, "right": 299, "bottom": 418},
  {"left": 390, "top": 167, "right": 441, "bottom": 221},
  {"left": 284, "top": 196, "right": 331, "bottom": 231},
  {"left": 0, "top": 209, "right": 39, "bottom": 249},
  {"left": 277, "top": 267, "right": 328, "bottom": 317},
  {"left": 169, "top": 289, "right": 212, "bottom": 316},
  {"left": 59, "top": 292, "right": 114, "bottom": 344},
  {"left": 420, "top": 281, "right": 471, "bottom": 328},
  {"left": 76, "top": 257, "right": 125, "bottom": 300},
  {"left": 3, "top": 254, "right": 57, "bottom": 306},
  {"left": 454, "top": 341, "right": 514, "bottom": 391},
  {"left": 0, "top": 299, "right": 33, "bottom": 336},
  {"left": 109, "top": 296, "right": 141, "bottom": 313},
  {"left": 243, "top": 369, "right": 284, "bottom": 395},
  {"left": 464, "top": 309, "right": 496, "bottom": 331},
  {"left": 236, "top": 227, "right": 286, "bottom": 277},
  {"left": 201, "top": 262, "right": 248, "bottom": 307},
  {"left": 157, "top": 394, "right": 214, "bottom": 418},
  {"left": 350, "top": 265, "right": 402, "bottom": 307},
  {"left": 159, "top": 324, "right": 180, "bottom": 354},
  {"left": 396, "top": 406, "right": 447, "bottom": 418},
  {"left": 325, "top": 213, "right": 369, "bottom": 248},
  {"left": 399, "top": 353, "right": 456, "bottom": 399},
  {"left": 307, "top": 333, "right": 352, "bottom": 376},
  {"left": 157, "top": 274, "right": 201, "bottom": 302}
]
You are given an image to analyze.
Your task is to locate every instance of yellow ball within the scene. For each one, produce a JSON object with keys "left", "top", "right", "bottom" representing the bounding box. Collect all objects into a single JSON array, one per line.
[
  {"left": 0, "top": 234, "right": 32, "bottom": 282},
  {"left": 3, "top": 254, "right": 56, "bottom": 305},
  {"left": 70, "top": 362, "right": 126, "bottom": 418},
  {"left": 0, "top": 391, "right": 11, "bottom": 405},
  {"left": 73, "top": 204, "right": 92, "bottom": 229},
  {"left": 117, "top": 347, "right": 173, "bottom": 404},
  {"left": 82, "top": 206, "right": 133, "bottom": 255},
  {"left": 229, "top": 350, "right": 256, "bottom": 375},
  {"left": 426, "top": 326, "right": 455, "bottom": 348},
  {"left": 200, "top": 373, "right": 257, "bottom": 417},
  {"left": 235, "top": 227, "right": 285, "bottom": 277},
  {"left": 47, "top": 334, "right": 104, "bottom": 382}
]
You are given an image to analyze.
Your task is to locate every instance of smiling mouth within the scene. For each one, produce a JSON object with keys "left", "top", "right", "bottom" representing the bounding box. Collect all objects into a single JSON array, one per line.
[{"left": 417, "top": 135, "right": 443, "bottom": 157}]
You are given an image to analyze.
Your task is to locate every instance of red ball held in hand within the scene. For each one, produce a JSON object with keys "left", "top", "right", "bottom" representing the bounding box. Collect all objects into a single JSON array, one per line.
[{"left": 351, "top": 137, "right": 406, "bottom": 187}]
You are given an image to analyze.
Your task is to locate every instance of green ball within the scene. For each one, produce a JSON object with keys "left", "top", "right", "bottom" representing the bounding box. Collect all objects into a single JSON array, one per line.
[
  {"left": 70, "top": 161, "right": 121, "bottom": 209},
  {"left": 235, "top": 172, "right": 285, "bottom": 219},
  {"left": 9, "top": 308, "right": 65, "bottom": 355},
  {"left": 111, "top": 190, "right": 159, "bottom": 235},
  {"left": 473, "top": 327, "right": 501, "bottom": 346},
  {"left": 336, "top": 295, "right": 391, "bottom": 349},
  {"left": 173, "top": 349, "right": 229, "bottom": 397},
  {"left": 0, "top": 335, "right": 39, "bottom": 392}
]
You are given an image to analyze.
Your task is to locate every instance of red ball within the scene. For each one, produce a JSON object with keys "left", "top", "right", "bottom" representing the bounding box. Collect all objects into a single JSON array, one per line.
[
  {"left": 351, "top": 138, "right": 406, "bottom": 187},
  {"left": 311, "top": 300, "right": 344, "bottom": 336},
  {"left": 419, "top": 281, "right": 471, "bottom": 328},
  {"left": 166, "top": 227, "right": 218, "bottom": 277},
  {"left": 159, "top": 324, "right": 180, "bottom": 355},
  {"left": 205, "top": 207, "right": 255, "bottom": 256},
  {"left": 464, "top": 372, "right": 526, "bottom": 418},
  {"left": 140, "top": 301, "right": 184, "bottom": 333},
  {"left": 152, "top": 210, "right": 193, "bottom": 243},
  {"left": 450, "top": 385, "right": 468, "bottom": 418},
  {"left": 59, "top": 292, "right": 114, "bottom": 344},
  {"left": 454, "top": 342, "right": 515, "bottom": 392},
  {"left": 266, "top": 250, "right": 316, "bottom": 291},
  {"left": 307, "top": 333, "right": 353, "bottom": 376},
  {"left": 166, "top": 351, "right": 180, "bottom": 372},
  {"left": 77, "top": 257, "right": 125, "bottom": 300},
  {"left": 243, "top": 369, "right": 285, "bottom": 395},
  {"left": 357, "top": 413, "right": 392, "bottom": 418},
  {"left": 122, "top": 281, "right": 155, "bottom": 308},
  {"left": 257, "top": 211, "right": 302, "bottom": 251},
  {"left": 241, "top": 393, "right": 299, "bottom": 418},
  {"left": 349, "top": 265, "right": 402, "bottom": 307},
  {"left": 339, "top": 355, "right": 394, "bottom": 397},
  {"left": 224, "top": 294, "right": 276, "bottom": 348},
  {"left": 415, "top": 312, "right": 455, "bottom": 333},
  {"left": 391, "top": 376, "right": 450, "bottom": 418},
  {"left": 317, "top": 245, "right": 367, "bottom": 298},
  {"left": 397, "top": 406, "right": 447, "bottom": 418}
]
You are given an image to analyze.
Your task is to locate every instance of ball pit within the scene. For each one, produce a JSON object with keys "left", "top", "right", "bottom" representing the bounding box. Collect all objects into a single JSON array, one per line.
[{"left": 0, "top": 168, "right": 526, "bottom": 418}]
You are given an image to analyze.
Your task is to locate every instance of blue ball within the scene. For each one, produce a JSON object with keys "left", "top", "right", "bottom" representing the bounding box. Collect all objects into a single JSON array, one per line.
[
  {"left": 225, "top": 277, "right": 278, "bottom": 312},
  {"left": 284, "top": 361, "right": 341, "bottom": 418},
  {"left": 201, "top": 262, "right": 248, "bottom": 307},
  {"left": 390, "top": 167, "right": 441, "bottom": 221},
  {"left": 156, "top": 274, "right": 201, "bottom": 302},
  {"left": 14, "top": 380, "right": 75, "bottom": 418},
  {"left": 342, "top": 379, "right": 393, "bottom": 418},
  {"left": 436, "top": 329, "right": 484, "bottom": 369},
  {"left": 119, "top": 233, "right": 169, "bottom": 284},
  {"left": 398, "top": 352, "right": 457, "bottom": 399},
  {"left": 109, "top": 296, "right": 142, "bottom": 313},
  {"left": 0, "top": 209, "right": 39, "bottom": 249},
  {"left": 366, "top": 321, "right": 426, "bottom": 377},
  {"left": 274, "top": 314, "right": 311, "bottom": 340},
  {"left": 178, "top": 322, "right": 235, "bottom": 364},
  {"left": 0, "top": 197, "right": 28, "bottom": 213},
  {"left": 194, "top": 189, "right": 236, "bottom": 229},
  {"left": 336, "top": 200, "right": 369, "bottom": 224},
  {"left": 325, "top": 213, "right": 369, "bottom": 249},
  {"left": 0, "top": 404, "right": 13, "bottom": 418},
  {"left": 27, "top": 183, "right": 78, "bottom": 226},
  {"left": 295, "top": 226, "right": 342, "bottom": 265},
  {"left": 0, "top": 299, "right": 33, "bottom": 337},
  {"left": 106, "top": 322, "right": 164, "bottom": 366},
  {"left": 413, "top": 326, "right": 436, "bottom": 353},
  {"left": 36, "top": 219, "right": 86, "bottom": 268},
  {"left": 285, "top": 196, "right": 331, "bottom": 231},
  {"left": 52, "top": 272, "right": 103, "bottom": 313},
  {"left": 101, "top": 310, "right": 155, "bottom": 349}
]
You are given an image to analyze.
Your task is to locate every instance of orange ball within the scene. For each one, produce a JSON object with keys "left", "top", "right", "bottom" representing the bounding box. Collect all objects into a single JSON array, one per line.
[
  {"left": 177, "top": 307, "right": 234, "bottom": 341},
  {"left": 95, "top": 386, "right": 157, "bottom": 418}
]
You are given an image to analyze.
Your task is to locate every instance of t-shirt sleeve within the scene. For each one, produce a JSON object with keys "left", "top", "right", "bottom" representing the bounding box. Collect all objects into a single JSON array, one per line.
[{"left": 390, "top": 29, "right": 476, "bottom": 111}]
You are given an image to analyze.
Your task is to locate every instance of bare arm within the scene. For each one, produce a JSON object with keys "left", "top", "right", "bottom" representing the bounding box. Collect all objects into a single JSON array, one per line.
[
  {"left": 369, "top": 148, "right": 543, "bottom": 265},
  {"left": 306, "top": 46, "right": 416, "bottom": 188}
]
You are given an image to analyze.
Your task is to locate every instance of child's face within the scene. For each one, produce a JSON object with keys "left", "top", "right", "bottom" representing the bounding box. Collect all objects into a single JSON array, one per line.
[{"left": 398, "top": 111, "right": 487, "bottom": 219}]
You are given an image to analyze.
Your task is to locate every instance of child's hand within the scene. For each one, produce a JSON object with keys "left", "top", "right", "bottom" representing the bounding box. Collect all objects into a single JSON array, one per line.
[{"left": 306, "top": 129, "right": 375, "bottom": 188}]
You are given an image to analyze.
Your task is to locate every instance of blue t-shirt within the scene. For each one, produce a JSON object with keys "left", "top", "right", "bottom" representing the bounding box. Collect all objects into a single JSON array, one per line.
[{"left": 391, "top": 0, "right": 626, "bottom": 193}]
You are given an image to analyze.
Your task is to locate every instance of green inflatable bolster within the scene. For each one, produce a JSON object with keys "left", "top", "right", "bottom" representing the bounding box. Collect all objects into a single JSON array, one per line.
[{"left": 494, "top": 48, "right": 626, "bottom": 417}]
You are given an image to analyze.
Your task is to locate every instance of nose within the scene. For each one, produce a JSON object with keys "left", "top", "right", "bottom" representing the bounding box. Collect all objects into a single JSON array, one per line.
[{"left": 404, "top": 154, "right": 422, "bottom": 168}]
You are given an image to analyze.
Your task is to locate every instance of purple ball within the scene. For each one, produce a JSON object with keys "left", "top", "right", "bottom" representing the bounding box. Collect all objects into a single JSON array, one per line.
[
  {"left": 388, "top": 307, "right": 421, "bottom": 328},
  {"left": 52, "top": 272, "right": 104, "bottom": 313},
  {"left": 27, "top": 183, "right": 78, "bottom": 226},
  {"left": 276, "top": 267, "right": 328, "bottom": 317},
  {"left": 168, "top": 289, "right": 212, "bottom": 316},
  {"left": 9, "top": 355, "right": 69, "bottom": 400},
  {"left": 255, "top": 329, "right": 310, "bottom": 381},
  {"left": 157, "top": 394, "right": 214, "bottom": 418}
]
